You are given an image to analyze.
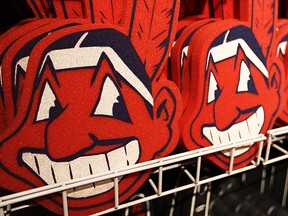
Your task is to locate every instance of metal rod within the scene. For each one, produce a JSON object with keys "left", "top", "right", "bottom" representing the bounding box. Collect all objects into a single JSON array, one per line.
[
  {"left": 183, "top": 168, "right": 196, "bottom": 183},
  {"left": 62, "top": 190, "right": 69, "bottom": 216},
  {"left": 241, "top": 172, "right": 247, "bottom": 183},
  {"left": 152, "top": 163, "right": 183, "bottom": 174},
  {"left": 272, "top": 144, "right": 288, "bottom": 154},
  {"left": 158, "top": 164, "right": 163, "bottom": 196},
  {"left": 265, "top": 132, "right": 273, "bottom": 161},
  {"left": 260, "top": 167, "right": 266, "bottom": 194},
  {"left": 267, "top": 125, "right": 288, "bottom": 136},
  {"left": 4, "top": 204, "right": 34, "bottom": 213},
  {"left": 256, "top": 141, "right": 264, "bottom": 165},
  {"left": 148, "top": 179, "right": 158, "bottom": 194},
  {"left": 205, "top": 185, "right": 211, "bottom": 216},
  {"left": 190, "top": 186, "right": 198, "bottom": 216},
  {"left": 229, "top": 148, "right": 235, "bottom": 174},
  {"left": 196, "top": 157, "right": 201, "bottom": 183},
  {"left": 114, "top": 177, "right": 119, "bottom": 209},
  {"left": 263, "top": 155, "right": 288, "bottom": 165},
  {"left": 0, "top": 207, "right": 4, "bottom": 216},
  {"left": 269, "top": 165, "right": 276, "bottom": 193},
  {"left": 6, "top": 204, "right": 11, "bottom": 216},
  {"left": 282, "top": 167, "right": 288, "bottom": 207}
]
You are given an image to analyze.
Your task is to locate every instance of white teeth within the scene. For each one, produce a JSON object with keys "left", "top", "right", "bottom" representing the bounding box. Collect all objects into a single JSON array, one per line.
[
  {"left": 107, "top": 146, "right": 128, "bottom": 170},
  {"left": 22, "top": 140, "right": 140, "bottom": 198},
  {"left": 70, "top": 158, "right": 93, "bottom": 179},
  {"left": 238, "top": 121, "right": 250, "bottom": 139},
  {"left": 51, "top": 162, "right": 71, "bottom": 183},
  {"left": 125, "top": 140, "right": 139, "bottom": 165},
  {"left": 107, "top": 140, "right": 140, "bottom": 170},
  {"left": 202, "top": 106, "right": 264, "bottom": 156},
  {"left": 67, "top": 179, "right": 115, "bottom": 198},
  {"left": 89, "top": 154, "right": 109, "bottom": 174},
  {"left": 210, "top": 127, "right": 221, "bottom": 145},
  {"left": 218, "top": 130, "right": 230, "bottom": 144},
  {"left": 246, "top": 111, "right": 260, "bottom": 135},
  {"left": 255, "top": 107, "right": 265, "bottom": 127},
  {"left": 227, "top": 124, "right": 241, "bottom": 141}
]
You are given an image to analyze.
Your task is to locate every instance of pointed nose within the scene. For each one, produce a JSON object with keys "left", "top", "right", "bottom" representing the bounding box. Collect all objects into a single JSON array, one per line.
[
  {"left": 214, "top": 96, "right": 240, "bottom": 131},
  {"left": 45, "top": 109, "right": 93, "bottom": 160}
]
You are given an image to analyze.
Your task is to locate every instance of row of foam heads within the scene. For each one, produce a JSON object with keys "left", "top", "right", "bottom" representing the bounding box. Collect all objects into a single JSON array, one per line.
[
  {"left": 0, "top": 0, "right": 287, "bottom": 215},
  {"left": 168, "top": 0, "right": 288, "bottom": 171},
  {"left": 0, "top": 1, "right": 181, "bottom": 215}
]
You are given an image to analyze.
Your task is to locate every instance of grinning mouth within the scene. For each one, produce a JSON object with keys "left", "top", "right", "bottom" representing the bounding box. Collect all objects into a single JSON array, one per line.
[
  {"left": 202, "top": 106, "right": 264, "bottom": 156},
  {"left": 22, "top": 140, "right": 140, "bottom": 198}
]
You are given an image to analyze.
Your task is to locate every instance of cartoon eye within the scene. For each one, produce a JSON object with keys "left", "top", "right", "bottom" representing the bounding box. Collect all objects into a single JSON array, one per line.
[
  {"left": 207, "top": 71, "right": 221, "bottom": 103},
  {"left": 93, "top": 76, "right": 131, "bottom": 123},
  {"left": 237, "top": 61, "right": 257, "bottom": 94},
  {"left": 15, "top": 57, "right": 28, "bottom": 87},
  {"left": 35, "top": 81, "right": 63, "bottom": 122}
]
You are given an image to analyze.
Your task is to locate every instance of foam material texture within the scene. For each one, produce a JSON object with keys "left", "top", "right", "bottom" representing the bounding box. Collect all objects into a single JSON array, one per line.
[
  {"left": 274, "top": 20, "right": 288, "bottom": 125},
  {"left": 0, "top": 0, "right": 182, "bottom": 215},
  {"left": 178, "top": 0, "right": 283, "bottom": 170}
]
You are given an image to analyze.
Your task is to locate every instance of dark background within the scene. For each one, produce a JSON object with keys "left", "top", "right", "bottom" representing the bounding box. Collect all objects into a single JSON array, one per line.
[{"left": 0, "top": 0, "right": 33, "bottom": 34}]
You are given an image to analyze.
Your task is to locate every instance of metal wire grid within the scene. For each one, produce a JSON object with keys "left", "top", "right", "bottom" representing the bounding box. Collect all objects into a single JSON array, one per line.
[
  {"left": 259, "top": 125, "right": 288, "bottom": 209},
  {"left": 0, "top": 130, "right": 287, "bottom": 216},
  {"left": 264, "top": 125, "right": 288, "bottom": 165}
]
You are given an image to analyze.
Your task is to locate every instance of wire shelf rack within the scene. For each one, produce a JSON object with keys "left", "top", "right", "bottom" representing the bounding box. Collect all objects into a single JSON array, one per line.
[{"left": 0, "top": 126, "right": 288, "bottom": 216}]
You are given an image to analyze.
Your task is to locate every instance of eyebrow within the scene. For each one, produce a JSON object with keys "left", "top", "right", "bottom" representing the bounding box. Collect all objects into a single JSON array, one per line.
[
  {"left": 276, "top": 41, "right": 287, "bottom": 57},
  {"left": 14, "top": 56, "right": 29, "bottom": 86},
  {"left": 39, "top": 46, "right": 154, "bottom": 105},
  {"left": 206, "top": 31, "right": 268, "bottom": 78}
]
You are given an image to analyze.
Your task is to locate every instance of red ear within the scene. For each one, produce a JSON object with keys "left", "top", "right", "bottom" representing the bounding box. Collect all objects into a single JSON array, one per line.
[
  {"left": 129, "top": 0, "right": 180, "bottom": 80},
  {"left": 269, "top": 62, "right": 281, "bottom": 91},
  {"left": 154, "top": 84, "right": 177, "bottom": 124},
  {"left": 153, "top": 79, "right": 182, "bottom": 157}
]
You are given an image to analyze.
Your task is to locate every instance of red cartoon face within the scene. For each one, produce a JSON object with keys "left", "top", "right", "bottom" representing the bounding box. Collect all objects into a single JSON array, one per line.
[
  {"left": 274, "top": 23, "right": 288, "bottom": 124},
  {"left": 0, "top": 29, "right": 180, "bottom": 214},
  {"left": 188, "top": 26, "right": 280, "bottom": 167}
]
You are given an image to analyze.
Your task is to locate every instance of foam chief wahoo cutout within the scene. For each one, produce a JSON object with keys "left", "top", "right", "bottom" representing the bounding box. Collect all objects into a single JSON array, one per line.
[
  {"left": 170, "top": 0, "right": 236, "bottom": 111},
  {"left": 0, "top": 0, "right": 181, "bottom": 215},
  {"left": 272, "top": 20, "right": 288, "bottom": 125},
  {"left": 180, "top": 0, "right": 282, "bottom": 170}
]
